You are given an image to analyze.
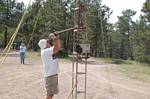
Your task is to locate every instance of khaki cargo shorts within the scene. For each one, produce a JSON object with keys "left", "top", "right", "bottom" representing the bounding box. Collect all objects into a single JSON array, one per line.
[{"left": 45, "top": 74, "right": 58, "bottom": 96}]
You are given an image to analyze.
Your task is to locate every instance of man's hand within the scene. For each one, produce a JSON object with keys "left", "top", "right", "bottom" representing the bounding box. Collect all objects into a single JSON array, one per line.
[
  {"left": 49, "top": 32, "right": 61, "bottom": 54},
  {"left": 49, "top": 33, "right": 56, "bottom": 40}
]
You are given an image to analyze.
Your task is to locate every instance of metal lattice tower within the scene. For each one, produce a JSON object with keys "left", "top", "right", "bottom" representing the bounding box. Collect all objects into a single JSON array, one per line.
[{"left": 72, "top": 0, "right": 89, "bottom": 99}]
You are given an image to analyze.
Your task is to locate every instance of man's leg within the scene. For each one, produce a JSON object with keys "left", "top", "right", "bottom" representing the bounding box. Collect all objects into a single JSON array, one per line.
[
  {"left": 20, "top": 53, "right": 23, "bottom": 64},
  {"left": 45, "top": 75, "right": 58, "bottom": 99},
  {"left": 22, "top": 52, "right": 25, "bottom": 64},
  {"left": 46, "top": 94, "right": 53, "bottom": 99}
]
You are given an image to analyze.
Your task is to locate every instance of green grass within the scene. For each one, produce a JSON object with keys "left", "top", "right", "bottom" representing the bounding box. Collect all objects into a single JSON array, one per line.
[
  {"left": 96, "top": 58, "right": 150, "bottom": 82},
  {"left": 113, "top": 60, "right": 150, "bottom": 82},
  {"left": 97, "top": 58, "right": 133, "bottom": 64},
  {"left": 94, "top": 57, "right": 115, "bottom": 64}
]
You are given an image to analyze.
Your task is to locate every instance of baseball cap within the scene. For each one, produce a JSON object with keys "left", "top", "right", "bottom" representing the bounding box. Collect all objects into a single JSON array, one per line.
[{"left": 38, "top": 39, "right": 47, "bottom": 50}]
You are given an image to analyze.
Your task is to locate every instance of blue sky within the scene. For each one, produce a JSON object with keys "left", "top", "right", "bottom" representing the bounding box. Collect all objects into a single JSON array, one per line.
[{"left": 17, "top": 0, "right": 146, "bottom": 23}]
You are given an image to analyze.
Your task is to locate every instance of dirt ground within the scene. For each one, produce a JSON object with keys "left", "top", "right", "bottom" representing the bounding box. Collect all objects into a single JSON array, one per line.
[{"left": 0, "top": 51, "right": 150, "bottom": 99}]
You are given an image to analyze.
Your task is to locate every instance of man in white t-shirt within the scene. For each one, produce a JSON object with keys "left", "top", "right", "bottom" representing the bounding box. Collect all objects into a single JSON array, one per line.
[{"left": 38, "top": 33, "right": 61, "bottom": 99}]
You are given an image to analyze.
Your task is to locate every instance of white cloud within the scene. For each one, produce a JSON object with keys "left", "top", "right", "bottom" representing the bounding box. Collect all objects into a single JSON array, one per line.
[
  {"left": 17, "top": 0, "right": 146, "bottom": 23},
  {"left": 102, "top": 0, "right": 145, "bottom": 23},
  {"left": 17, "top": 0, "right": 32, "bottom": 5}
]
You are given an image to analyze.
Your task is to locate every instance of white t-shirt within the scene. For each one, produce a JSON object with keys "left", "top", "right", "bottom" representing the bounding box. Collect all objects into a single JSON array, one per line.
[{"left": 41, "top": 46, "right": 59, "bottom": 77}]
